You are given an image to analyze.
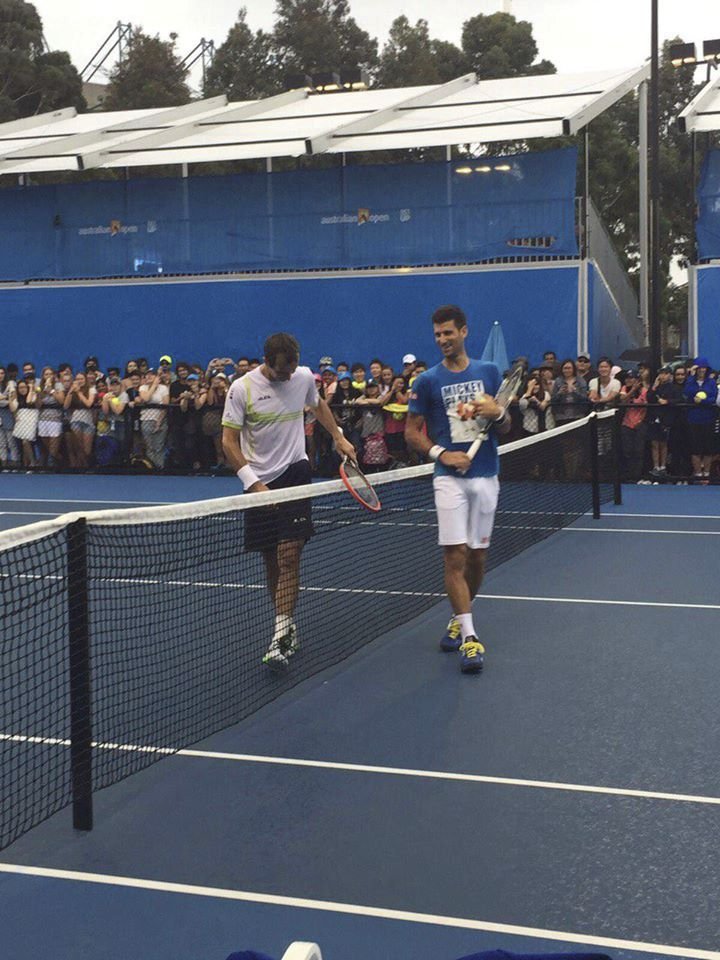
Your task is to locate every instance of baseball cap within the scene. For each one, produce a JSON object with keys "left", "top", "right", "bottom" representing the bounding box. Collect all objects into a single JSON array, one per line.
[
  {"left": 159, "top": 355, "right": 172, "bottom": 364},
  {"left": 321, "top": 365, "right": 337, "bottom": 375},
  {"left": 319, "top": 356, "right": 333, "bottom": 367},
  {"left": 402, "top": 354, "right": 417, "bottom": 365},
  {"left": 660, "top": 364, "right": 673, "bottom": 373},
  {"left": 187, "top": 373, "right": 200, "bottom": 381},
  {"left": 84, "top": 355, "right": 98, "bottom": 366},
  {"left": 577, "top": 352, "right": 590, "bottom": 361},
  {"left": 337, "top": 372, "right": 352, "bottom": 381},
  {"left": 624, "top": 368, "right": 639, "bottom": 377},
  {"left": 694, "top": 356, "right": 710, "bottom": 368}
]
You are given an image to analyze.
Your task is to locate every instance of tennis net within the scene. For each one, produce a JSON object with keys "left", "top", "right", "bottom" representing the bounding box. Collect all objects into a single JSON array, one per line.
[{"left": 0, "top": 410, "right": 618, "bottom": 850}]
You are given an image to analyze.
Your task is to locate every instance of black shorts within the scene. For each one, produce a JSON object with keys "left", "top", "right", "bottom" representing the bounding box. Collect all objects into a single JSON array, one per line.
[
  {"left": 647, "top": 419, "right": 669, "bottom": 442},
  {"left": 244, "top": 459, "right": 314, "bottom": 552}
]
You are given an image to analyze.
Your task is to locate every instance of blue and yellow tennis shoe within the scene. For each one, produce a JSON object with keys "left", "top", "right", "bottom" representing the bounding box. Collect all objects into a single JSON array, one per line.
[
  {"left": 459, "top": 637, "right": 485, "bottom": 674},
  {"left": 440, "top": 617, "right": 463, "bottom": 652}
]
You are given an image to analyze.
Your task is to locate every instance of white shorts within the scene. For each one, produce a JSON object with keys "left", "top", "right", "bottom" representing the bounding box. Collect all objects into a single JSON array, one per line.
[{"left": 433, "top": 474, "right": 499, "bottom": 549}]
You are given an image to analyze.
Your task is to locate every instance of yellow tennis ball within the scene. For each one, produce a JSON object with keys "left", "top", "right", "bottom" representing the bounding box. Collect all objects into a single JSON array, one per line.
[
  {"left": 110, "top": 396, "right": 121, "bottom": 406},
  {"left": 696, "top": 391, "right": 707, "bottom": 400}
]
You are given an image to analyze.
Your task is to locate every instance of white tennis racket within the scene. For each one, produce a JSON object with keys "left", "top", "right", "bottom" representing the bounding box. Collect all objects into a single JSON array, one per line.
[{"left": 458, "top": 363, "right": 525, "bottom": 474}]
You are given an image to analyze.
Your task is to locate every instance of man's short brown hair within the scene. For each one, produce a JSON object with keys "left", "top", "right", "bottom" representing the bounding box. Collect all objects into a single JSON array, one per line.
[
  {"left": 431, "top": 305, "right": 467, "bottom": 329},
  {"left": 264, "top": 332, "right": 300, "bottom": 367}
]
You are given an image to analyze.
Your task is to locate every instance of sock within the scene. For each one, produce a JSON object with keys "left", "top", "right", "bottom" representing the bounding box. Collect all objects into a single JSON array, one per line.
[
  {"left": 456, "top": 613, "right": 476, "bottom": 642},
  {"left": 273, "top": 613, "right": 294, "bottom": 641}
]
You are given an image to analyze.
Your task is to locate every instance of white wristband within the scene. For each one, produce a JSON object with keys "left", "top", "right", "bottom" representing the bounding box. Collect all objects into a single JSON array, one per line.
[
  {"left": 237, "top": 465, "right": 260, "bottom": 489},
  {"left": 429, "top": 444, "right": 446, "bottom": 462},
  {"left": 494, "top": 410, "right": 507, "bottom": 424}
]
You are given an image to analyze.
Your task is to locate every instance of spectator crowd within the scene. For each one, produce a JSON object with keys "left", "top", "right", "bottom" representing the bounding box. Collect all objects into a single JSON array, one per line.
[{"left": 0, "top": 349, "right": 718, "bottom": 483}]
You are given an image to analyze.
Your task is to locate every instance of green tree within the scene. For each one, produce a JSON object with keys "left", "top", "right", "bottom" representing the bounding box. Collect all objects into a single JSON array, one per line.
[
  {"left": 272, "top": 0, "right": 377, "bottom": 77},
  {"left": 461, "top": 12, "right": 555, "bottom": 79},
  {"left": 376, "top": 17, "right": 466, "bottom": 87},
  {"left": 204, "top": 8, "right": 281, "bottom": 100},
  {"left": 103, "top": 30, "right": 191, "bottom": 110},
  {"left": 0, "top": 0, "right": 83, "bottom": 121}
]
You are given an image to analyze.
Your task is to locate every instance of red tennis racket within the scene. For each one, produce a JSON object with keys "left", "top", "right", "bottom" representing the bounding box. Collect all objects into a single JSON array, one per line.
[{"left": 339, "top": 458, "right": 382, "bottom": 512}]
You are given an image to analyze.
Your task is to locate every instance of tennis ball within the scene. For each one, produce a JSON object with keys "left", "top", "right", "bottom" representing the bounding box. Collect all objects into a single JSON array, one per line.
[{"left": 696, "top": 391, "right": 707, "bottom": 400}]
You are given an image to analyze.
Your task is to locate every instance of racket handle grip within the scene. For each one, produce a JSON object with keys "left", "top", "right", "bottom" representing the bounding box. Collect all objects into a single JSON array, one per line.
[{"left": 458, "top": 436, "right": 482, "bottom": 475}]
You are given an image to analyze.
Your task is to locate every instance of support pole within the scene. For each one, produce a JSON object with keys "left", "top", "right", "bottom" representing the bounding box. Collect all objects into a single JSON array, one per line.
[
  {"left": 67, "top": 518, "right": 93, "bottom": 832},
  {"left": 589, "top": 413, "right": 601, "bottom": 520},
  {"left": 649, "top": 0, "right": 662, "bottom": 370},
  {"left": 638, "top": 80, "right": 650, "bottom": 342}
]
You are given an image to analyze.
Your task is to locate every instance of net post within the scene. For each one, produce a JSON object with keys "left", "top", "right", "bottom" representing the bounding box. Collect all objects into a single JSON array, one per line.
[
  {"left": 589, "top": 413, "right": 601, "bottom": 520},
  {"left": 67, "top": 517, "right": 93, "bottom": 832},
  {"left": 612, "top": 408, "right": 623, "bottom": 505}
]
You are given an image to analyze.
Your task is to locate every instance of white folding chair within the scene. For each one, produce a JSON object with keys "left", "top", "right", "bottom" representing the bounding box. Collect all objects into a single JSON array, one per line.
[{"left": 281, "top": 943, "right": 323, "bottom": 960}]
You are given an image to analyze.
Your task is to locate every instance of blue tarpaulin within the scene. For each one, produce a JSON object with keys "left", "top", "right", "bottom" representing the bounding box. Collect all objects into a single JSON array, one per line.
[
  {"left": 697, "top": 149, "right": 720, "bottom": 261},
  {"left": 0, "top": 149, "right": 578, "bottom": 280}
]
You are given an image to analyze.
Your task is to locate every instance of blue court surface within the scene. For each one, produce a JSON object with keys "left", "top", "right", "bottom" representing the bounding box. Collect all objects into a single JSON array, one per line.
[{"left": 1, "top": 476, "right": 719, "bottom": 960}]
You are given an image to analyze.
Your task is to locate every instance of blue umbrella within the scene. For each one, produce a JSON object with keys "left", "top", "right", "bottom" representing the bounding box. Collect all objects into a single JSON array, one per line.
[{"left": 481, "top": 320, "right": 510, "bottom": 374}]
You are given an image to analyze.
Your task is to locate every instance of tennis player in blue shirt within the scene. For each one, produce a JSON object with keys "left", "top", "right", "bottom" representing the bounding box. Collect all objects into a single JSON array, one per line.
[{"left": 406, "top": 305, "right": 510, "bottom": 674}]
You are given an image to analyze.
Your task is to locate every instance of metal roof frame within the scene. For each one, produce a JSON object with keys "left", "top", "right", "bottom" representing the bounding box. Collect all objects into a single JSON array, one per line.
[
  {"left": 0, "top": 66, "right": 650, "bottom": 175},
  {"left": 562, "top": 63, "right": 650, "bottom": 134},
  {"left": 306, "top": 72, "right": 477, "bottom": 155},
  {"left": 678, "top": 73, "right": 720, "bottom": 133},
  {"left": 81, "top": 88, "right": 309, "bottom": 170}
]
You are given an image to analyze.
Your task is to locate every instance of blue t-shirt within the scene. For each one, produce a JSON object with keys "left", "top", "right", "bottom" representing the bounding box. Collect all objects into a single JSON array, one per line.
[{"left": 409, "top": 359, "right": 502, "bottom": 478}]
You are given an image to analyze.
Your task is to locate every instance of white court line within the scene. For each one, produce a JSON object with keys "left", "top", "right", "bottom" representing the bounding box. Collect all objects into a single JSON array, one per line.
[
  {"left": 599, "top": 513, "right": 720, "bottom": 520},
  {"left": 566, "top": 527, "right": 720, "bottom": 536},
  {"left": 482, "top": 593, "right": 720, "bottom": 612},
  {"left": 0, "top": 497, "right": 171, "bottom": 505},
  {"left": 0, "top": 863, "right": 716, "bottom": 960},
  {"left": 3, "top": 571, "right": 720, "bottom": 610},
  {"left": 4, "top": 734, "right": 720, "bottom": 807}
]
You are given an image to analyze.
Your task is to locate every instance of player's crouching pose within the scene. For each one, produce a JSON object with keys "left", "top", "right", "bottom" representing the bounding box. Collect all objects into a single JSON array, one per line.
[
  {"left": 222, "top": 332, "right": 355, "bottom": 670},
  {"left": 406, "top": 306, "right": 510, "bottom": 674}
]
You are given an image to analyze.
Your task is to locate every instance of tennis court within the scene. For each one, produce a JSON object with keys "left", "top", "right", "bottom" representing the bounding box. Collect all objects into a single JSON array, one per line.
[{"left": 1, "top": 429, "right": 719, "bottom": 960}]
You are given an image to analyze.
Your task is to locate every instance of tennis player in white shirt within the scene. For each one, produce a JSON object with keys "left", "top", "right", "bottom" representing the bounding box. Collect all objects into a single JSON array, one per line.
[{"left": 222, "top": 332, "right": 355, "bottom": 669}]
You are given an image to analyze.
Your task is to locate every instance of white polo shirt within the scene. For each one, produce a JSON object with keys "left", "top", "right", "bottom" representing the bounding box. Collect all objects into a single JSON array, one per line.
[{"left": 222, "top": 365, "right": 319, "bottom": 483}]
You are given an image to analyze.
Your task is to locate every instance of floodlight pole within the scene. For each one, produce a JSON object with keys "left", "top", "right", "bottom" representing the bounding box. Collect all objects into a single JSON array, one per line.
[
  {"left": 638, "top": 81, "right": 649, "bottom": 339},
  {"left": 649, "top": 0, "right": 662, "bottom": 369}
]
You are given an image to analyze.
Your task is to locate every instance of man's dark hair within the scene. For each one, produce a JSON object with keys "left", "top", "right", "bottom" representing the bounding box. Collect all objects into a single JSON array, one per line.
[
  {"left": 107, "top": 366, "right": 120, "bottom": 377},
  {"left": 22, "top": 361, "right": 35, "bottom": 370},
  {"left": 370, "top": 357, "right": 383, "bottom": 367},
  {"left": 176, "top": 360, "right": 190, "bottom": 372},
  {"left": 431, "top": 305, "right": 467, "bottom": 329},
  {"left": 597, "top": 356, "right": 612, "bottom": 366},
  {"left": 264, "top": 333, "right": 300, "bottom": 367},
  {"left": 57, "top": 362, "right": 72, "bottom": 374},
  {"left": 543, "top": 350, "right": 557, "bottom": 359},
  {"left": 351, "top": 362, "right": 365, "bottom": 374},
  {"left": 236, "top": 356, "right": 249, "bottom": 364}
]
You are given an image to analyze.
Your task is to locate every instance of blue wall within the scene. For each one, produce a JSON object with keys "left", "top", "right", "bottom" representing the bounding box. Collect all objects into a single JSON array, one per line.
[
  {"left": 588, "top": 262, "right": 638, "bottom": 360},
  {"left": 0, "top": 149, "right": 578, "bottom": 280},
  {"left": 0, "top": 265, "right": 580, "bottom": 372},
  {"left": 697, "top": 149, "right": 720, "bottom": 261},
  {"left": 697, "top": 265, "right": 720, "bottom": 363}
]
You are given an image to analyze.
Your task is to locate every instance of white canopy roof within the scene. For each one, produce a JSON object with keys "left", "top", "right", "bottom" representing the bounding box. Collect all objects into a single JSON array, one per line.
[
  {"left": 678, "top": 73, "right": 720, "bottom": 133},
  {"left": 0, "top": 65, "right": 649, "bottom": 176}
]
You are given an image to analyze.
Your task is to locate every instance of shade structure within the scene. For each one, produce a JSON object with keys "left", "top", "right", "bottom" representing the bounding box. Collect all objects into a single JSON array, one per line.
[
  {"left": 0, "top": 65, "right": 649, "bottom": 176},
  {"left": 481, "top": 320, "right": 510, "bottom": 374},
  {"left": 678, "top": 73, "right": 720, "bottom": 133}
]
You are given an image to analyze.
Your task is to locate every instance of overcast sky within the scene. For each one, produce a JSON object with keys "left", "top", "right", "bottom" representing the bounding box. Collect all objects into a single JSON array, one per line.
[{"left": 36, "top": 0, "right": 718, "bottom": 90}]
